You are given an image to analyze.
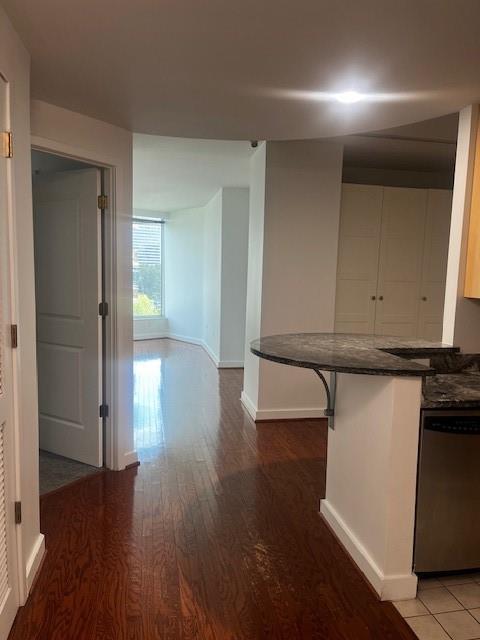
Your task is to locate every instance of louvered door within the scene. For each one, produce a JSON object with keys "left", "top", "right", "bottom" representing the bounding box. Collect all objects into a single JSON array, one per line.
[{"left": 0, "top": 76, "right": 20, "bottom": 639}]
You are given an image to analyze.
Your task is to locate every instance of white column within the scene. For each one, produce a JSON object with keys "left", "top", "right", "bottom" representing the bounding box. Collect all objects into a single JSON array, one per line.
[
  {"left": 218, "top": 187, "right": 249, "bottom": 367},
  {"left": 320, "top": 373, "right": 422, "bottom": 601},
  {"left": 242, "top": 143, "right": 267, "bottom": 413},
  {"left": 443, "top": 104, "right": 480, "bottom": 350},
  {"left": 242, "top": 140, "right": 344, "bottom": 420}
]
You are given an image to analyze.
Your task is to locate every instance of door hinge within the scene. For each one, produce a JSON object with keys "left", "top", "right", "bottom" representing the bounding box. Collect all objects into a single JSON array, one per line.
[
  {"left": 99, "top": 301, "right": 109, "bottom": 318},
  {"left": 97, "top": 194, "right": 108, "bottom": 210},
  {"left": 2, "top": 131, "right": 13, "bottom": 158},
  {"left": 10, "top": 324, "right": 18, "bottom": 349},
  {"left": 99, "top": 404, "right": 109, "bottom": 419},
  {"left": 14, "top": 501, "right": 21, "bottom": 525}
]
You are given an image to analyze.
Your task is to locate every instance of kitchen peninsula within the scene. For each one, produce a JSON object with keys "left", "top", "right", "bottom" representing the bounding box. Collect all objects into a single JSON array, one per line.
[{"left": 251, "top": 333, "right": 459, "bottom": 601}]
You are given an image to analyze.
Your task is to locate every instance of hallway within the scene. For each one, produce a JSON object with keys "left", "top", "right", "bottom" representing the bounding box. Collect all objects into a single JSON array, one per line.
[{"left": 9, "top": 339, "right": 414, "bottom": 639}]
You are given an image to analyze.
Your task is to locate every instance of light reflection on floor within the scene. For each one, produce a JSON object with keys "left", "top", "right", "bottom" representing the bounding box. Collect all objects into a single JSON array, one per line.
[{"left": 133, "top": 351, "right": 166, "bottom": 452}]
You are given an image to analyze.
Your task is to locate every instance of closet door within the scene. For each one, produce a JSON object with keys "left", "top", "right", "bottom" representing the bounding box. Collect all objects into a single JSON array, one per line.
[
  {"left": 334, "top": 184, "right": 383, "bottom": 333},
  {"left": 374, "top": 187, "right": 427, "bottom": 337},
  {"left": 417, "top": 189, "right": 452, "bottom": 341}
]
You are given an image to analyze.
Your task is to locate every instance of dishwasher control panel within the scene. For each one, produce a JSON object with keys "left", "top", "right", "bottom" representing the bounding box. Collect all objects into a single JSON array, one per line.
[{"left": 423, "top": 413, "right": 480, "bottom": 434}]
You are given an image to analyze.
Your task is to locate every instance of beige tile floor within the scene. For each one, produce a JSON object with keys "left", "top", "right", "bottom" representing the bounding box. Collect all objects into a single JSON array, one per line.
[{"left": 394, "top": 574, "right": 480, "bottom": 640}]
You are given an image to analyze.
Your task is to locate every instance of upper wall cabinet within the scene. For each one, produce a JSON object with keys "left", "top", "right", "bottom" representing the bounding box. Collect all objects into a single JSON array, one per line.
[
  {"left": 465, "top": 123, "right": 480, "bottom": 298},
  {"left": 335, "top": 184, "right": 452, "bottom": 340}
]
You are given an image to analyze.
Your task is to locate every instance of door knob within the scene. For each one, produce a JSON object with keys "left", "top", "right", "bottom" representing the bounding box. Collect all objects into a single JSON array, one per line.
[
  {"left": 421, "top": 296, "right": 427, "bottom": 301},
  {"left": 371, "top": 295, "right": 376, "bottom": 300},
  {"left": 378, "top": 295, "right": 384, "bottom": 301}
]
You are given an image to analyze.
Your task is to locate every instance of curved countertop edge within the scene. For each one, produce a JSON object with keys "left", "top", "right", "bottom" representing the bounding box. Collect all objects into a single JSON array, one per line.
[
  {"left": 250, "top": 334, "right": 460, "bottom": 378},
  {"left": 250, "top": 346, "right": 436, "bottom": 377}
]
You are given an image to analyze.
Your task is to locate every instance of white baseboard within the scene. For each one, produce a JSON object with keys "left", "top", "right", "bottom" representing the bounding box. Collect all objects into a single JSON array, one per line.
[
  {"left": 167, "top": 333, "right": 205, "bottom": 347},
  {"left": 255, "top": 407, "right": 326, "bottom": 420},
  {"left": 320, "top": 499, "right": 418, "bottom": 601},
  {"left": 153, "top": 334, "right": 244, "bottom": 369},
  {"left": 201, "top": 341, "right": 220, "bottom": 367},
  {"left": 165, "top": 334, "right": 220, "bottom": 367},
  {"left": 123, "top": 450, "right": 139, "bottom": 469},
  {"left": 240, "top": 391, "right": 324, "bottom": 421},
  {"left": 134, "top": 332, "right": 168, "bottom": 341},
  {"left": 240, "top": 391, "right": 257, "bottom": 420},
  {"left": 218, "top": 360, "right": 244, "bottom": 368},
  {"left": 25, "top": 533, "right": 45, "bottom": 593}
]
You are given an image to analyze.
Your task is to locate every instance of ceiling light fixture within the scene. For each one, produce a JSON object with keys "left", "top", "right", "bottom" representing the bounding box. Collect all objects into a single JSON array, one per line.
[
  {"left": 335, "top": 90, "right": 364, "bottom": 104},
  {"left": 263, "top": 86, "right": 414, "bottom": 105}
]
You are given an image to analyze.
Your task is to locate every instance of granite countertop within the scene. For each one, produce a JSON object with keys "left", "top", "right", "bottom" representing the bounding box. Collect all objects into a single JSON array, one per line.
[
  {"left": 250, "top": 333, "right": 459, "bottom": 377},
  {"left": 422, "top": 373, "right": 480, "bottom": 409}
]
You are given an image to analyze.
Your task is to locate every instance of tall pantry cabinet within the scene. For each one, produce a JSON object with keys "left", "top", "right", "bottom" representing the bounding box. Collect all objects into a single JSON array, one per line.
[{"left": 335, "top": 184, "right": 452, "bottom": 341}]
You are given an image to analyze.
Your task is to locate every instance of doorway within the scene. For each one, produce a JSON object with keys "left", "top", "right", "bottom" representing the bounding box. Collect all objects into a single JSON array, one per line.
[{"left": 31, "top": 150, "right": 106, "bottom": 494}]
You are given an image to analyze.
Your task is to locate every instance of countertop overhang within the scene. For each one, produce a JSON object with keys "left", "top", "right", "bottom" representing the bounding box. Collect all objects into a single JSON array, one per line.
[{"left": 251, "top": 333, "right": 460, "bottom": 377}]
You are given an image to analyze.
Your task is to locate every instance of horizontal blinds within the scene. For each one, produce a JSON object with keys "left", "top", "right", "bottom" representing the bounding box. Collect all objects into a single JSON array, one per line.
[{"left": 133, "top": 221, "right": 162, "bottom": 263}]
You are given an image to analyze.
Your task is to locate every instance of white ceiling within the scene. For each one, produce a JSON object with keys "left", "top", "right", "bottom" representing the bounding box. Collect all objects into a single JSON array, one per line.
[
  {"left": 133, "top": 135, "right": 252, "bottom": 212},
  {"left": 3, "top": 1, "right": 480, "bottom": 140},
  {"left": 135, "top": 114, "right": 458, "bottom": 212},
  {"left": 342, "top": 135, "right": 456, "bottom": 173},
  {"left": 341, "top": 113, "right": 458, "bottom": 172}
]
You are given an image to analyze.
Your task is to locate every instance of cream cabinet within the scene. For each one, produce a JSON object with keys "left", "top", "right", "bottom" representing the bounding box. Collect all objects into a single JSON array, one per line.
[{"left": 335, "top": 184, "right": 452, "bottom": 340}]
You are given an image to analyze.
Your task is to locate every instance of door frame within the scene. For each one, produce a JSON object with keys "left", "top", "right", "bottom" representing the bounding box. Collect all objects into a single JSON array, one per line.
[
  {"left": 0, "top": 69, "right": 21, "bottom": 625},
  {"left": 31, "top": 139, "right": 117, "bottom": 470}
]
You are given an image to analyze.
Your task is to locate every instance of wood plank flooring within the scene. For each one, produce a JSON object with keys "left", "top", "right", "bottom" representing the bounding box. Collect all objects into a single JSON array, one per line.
[{"left": 9, "top": 339, "right": 415, "bottom": 639}]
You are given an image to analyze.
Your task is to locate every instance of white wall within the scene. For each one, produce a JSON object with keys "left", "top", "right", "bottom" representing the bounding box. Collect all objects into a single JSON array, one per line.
[
  {"left": 219, "top": 188, "right": 249, "bottom": 366},
  {"left": 443, "top": 104, "right": 480, "bottom": 350},
  {"left": 321, "top": 373, "right": 422, "bottom": 600},
  {"left": 163, "top": 187, "right": 249, "bottom": 366},
  {"left": 0, "top": 3, "right": 44, "bottom": 603},
  {"left": 202, "top": 190, "right": 222, "bottom": 359},
  {"left": 164, "top": 205, "right": 205, "bottom": 343},
  {"left": 242, "top": 140, "right": 344, "bottom": 420},
  {"left": 242, "top": 144, "right": 267, "bottom": 408},
  {"left": 30, "top": 99, "right": 137, "bottom": 470}
]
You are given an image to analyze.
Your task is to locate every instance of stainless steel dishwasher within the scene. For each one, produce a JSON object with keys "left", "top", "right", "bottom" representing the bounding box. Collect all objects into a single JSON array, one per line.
[{"left": 414, "top": 409, "right": 480, "bottom": 573}]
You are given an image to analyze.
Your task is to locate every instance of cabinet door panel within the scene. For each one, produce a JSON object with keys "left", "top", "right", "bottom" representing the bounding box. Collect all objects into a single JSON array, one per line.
[
  {"left": 417, "top": 189, "right": 452, "bottom": 341},
  {"left": 335, "top": 184, "right": 383, "bottom": 334},
  {"left": 374, "top": 187, "right": 427, "bottom": 338}
]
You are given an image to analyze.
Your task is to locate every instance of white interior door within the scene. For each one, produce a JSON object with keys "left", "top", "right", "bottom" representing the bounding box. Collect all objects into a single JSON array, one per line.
[
  {"left": 0, "top": 77, "right": 20, "bottom": 640},
  {"left": 374, "top": 187, "right": 427, "bottom": 337},
  {"left": 334, "top": 184, "right": 383, "bottom": 333},
  {"left": 34, "top": 169, "right": 103, "bottom": 467},
  {"left": 417, "top": 189, "right": 453, "bottom": 341}
]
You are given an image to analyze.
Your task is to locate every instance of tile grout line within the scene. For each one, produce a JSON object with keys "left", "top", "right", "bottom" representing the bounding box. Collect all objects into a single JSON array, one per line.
[
  {"left": 403, "top": 578, "right": 480, "bottom": 640},
  {"left": 433, "top": 609, "right": 480, "bottom": 640}
]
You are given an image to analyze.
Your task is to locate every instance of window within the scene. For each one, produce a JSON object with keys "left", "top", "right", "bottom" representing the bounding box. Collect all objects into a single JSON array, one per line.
[{"left": 133, "top": 218, "right": 164, "bottom": 317}]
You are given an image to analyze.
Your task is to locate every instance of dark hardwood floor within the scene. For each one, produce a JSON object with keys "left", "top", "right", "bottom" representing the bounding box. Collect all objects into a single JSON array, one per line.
[{"left": 9, "top": 339, "right": 415, "bottom": 639}]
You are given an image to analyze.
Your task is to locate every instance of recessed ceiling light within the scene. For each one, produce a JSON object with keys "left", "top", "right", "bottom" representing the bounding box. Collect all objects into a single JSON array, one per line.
[
  {"left": 335, "top": 91, "right": 364, "bottom": 104},
  {"left": 264, "top": 86, "right": 413, "bottom": 104}
]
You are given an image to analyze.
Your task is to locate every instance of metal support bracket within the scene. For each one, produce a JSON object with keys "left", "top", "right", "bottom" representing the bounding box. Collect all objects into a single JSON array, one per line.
[{"left": 313, "top": 370, "right": 337, "bottom": 430}]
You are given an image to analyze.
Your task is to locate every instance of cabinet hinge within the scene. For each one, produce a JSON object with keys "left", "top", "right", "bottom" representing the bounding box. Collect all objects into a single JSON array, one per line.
[
  {"left": 99, "top": 404, "right": 109, "bottom": 419},
  {"left": 10, "top": 324, "right": 18, "bottom": 349},
  {"left": 14, "top": 501, "right": 21, "bottom": 525},
  {"left": 97, "top": 194, "right": 108, "bottom": 210},
  {"left": 2, "top": 131, "right": 13, "bottom": 158},
  {"left": 98, "top": 301, "right": 109, "bottom": 318}
]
